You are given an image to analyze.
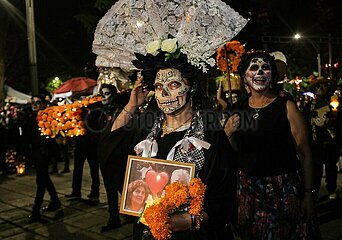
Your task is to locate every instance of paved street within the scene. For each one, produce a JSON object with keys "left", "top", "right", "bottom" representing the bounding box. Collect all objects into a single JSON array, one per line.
[{"left": 0, "top": 160, "right": 342, "bottom": 240}]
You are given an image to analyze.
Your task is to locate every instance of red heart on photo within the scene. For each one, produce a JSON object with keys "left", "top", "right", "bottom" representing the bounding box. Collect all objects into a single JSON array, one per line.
[{"left": 145, "top": 170, "right": 169, "bottom": 195}]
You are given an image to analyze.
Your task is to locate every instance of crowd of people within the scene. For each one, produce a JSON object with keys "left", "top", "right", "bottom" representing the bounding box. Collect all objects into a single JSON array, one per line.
[{"left": 1, "top": 53, "right": 341, "bottom": 239}]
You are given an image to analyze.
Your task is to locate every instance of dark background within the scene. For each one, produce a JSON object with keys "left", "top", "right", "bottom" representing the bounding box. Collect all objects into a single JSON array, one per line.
[{"left": 3, "top": 0, "right": 342, "bottom": 94}]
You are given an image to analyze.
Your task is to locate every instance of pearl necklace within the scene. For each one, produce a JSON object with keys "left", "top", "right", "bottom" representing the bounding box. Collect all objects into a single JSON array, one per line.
[{"left": 249, "top": 97, "right": 269, "bottom": 119}]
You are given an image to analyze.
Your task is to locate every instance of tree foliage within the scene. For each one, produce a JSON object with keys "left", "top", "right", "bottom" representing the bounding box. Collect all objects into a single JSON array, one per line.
[{"left": 74, "top": 0, "right": 116, "bottom": 35}]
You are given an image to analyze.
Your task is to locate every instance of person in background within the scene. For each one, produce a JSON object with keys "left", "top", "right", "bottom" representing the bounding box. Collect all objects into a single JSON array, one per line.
[
  {"left": 224, "top": 51, "right": 318, "bottom": 239},
  {"left": 216, "top": 81, "right": 229, "bottom": 126},
  {"left": 269, "top": 51, "right": 294, "bottom": 101},
  {"left": 97, "top": 84, "right": 125, "bottom": 232},
  {"left": 65, "top": 98, "right": 101, "bottom": 203},
  {"left": 27, "top": 95, "right": 62, "bottom": 223},
  {"left": 305, "top": 80, "right": 341, "bottom": 200}
]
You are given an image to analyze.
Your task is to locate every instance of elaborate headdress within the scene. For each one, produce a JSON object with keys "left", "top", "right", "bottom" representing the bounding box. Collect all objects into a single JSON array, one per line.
[{"left": 92, "top": 0, "right": 248, "bottom": 74}]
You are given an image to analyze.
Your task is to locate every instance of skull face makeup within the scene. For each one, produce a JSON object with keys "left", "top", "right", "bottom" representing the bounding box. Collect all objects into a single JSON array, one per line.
[
  {"left": 101, "top": 87, "right": 113, "bottom": 105},
  {"left": 31, "top": 97, "right": 43, "bottom": 111},
  {"left": 154, "top": 68, "right": 190, "bottom": 114},
  {"left": 245, "top": 57, "right": 272, "bottom": 91}
]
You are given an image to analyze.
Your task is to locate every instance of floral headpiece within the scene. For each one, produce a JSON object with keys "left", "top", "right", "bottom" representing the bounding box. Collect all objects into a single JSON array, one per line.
[{"left": 93, "top": 0, "right": 248, "bottom": 73}]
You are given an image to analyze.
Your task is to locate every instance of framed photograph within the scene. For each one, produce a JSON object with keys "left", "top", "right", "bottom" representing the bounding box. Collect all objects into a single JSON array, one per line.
[{"left": 120, "top": 155, "right": 195, "bottom": 217}]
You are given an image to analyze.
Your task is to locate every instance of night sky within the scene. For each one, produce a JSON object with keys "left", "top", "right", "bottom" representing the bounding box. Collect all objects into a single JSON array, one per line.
[{"left": 3, "top": 0, "right": 341, "bottom": 93}]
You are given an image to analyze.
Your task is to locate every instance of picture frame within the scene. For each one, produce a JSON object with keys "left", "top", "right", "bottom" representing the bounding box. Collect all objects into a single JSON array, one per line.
[{"left": 120, "top": 155, "right": 195, "bottom": 217}]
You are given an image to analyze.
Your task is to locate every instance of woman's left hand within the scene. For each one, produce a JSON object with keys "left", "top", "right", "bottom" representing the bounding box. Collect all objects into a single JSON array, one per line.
[
  {"left": 224, "top": 114, "right": 240, "bottom": 138},
  {"left": 301, "top": 193, "right": 316, "bottom": 221},
  {"left": 169, "top": 213, "right": 191, "bottom": 232}
]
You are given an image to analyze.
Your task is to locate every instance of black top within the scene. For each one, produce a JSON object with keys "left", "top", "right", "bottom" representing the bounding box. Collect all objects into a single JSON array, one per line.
[
  {"left": 232, "top": 96, "right": 300, "bottom": 177},
  {"left": 99, "top": 111, "right": 237, "bottom": 240}
]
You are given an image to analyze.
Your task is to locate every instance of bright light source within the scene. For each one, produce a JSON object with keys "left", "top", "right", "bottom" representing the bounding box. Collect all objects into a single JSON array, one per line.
[
  {"left": 294, "top": 33, "right": 301, "bottom": 39},
  {"left": 136, "top": 20, "right": 144, "bottom": 28}
]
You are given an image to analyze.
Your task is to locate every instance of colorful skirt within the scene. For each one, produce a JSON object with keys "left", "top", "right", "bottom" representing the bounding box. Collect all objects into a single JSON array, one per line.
[{"left": 235, "top": 170, "right": 320, "bottom": 240}]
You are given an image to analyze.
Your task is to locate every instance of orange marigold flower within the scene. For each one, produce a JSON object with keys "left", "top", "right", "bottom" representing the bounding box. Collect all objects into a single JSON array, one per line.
[
  {"left": 142, "top": 178, "right": 206, "bottom": 239},
  {"left": 162, "top": 182, "right": 189, "bottom": 207},
  {"left": 216, "top": 40, "right": 245, "bottom": 73}
]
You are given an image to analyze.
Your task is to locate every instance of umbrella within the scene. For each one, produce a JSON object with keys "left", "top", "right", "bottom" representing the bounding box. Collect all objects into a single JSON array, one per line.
[{"left": 54, "top": 77, "right": 97, "bottom": 94}]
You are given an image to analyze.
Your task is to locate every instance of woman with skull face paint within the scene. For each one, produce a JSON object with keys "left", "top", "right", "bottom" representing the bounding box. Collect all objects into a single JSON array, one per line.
[
  {"left": 101, "top": 50, "right": 237, "bottom": 239},
  {"left": 224, "top": 51, "right": 319, "bottom": 239}
]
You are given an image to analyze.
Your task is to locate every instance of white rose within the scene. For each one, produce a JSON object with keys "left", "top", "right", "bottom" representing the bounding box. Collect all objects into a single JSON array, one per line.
[
  {"left": 146, "top": 40, "right": 161, "bottom": 56},
  {"left": 161, "top": 38, "right": 178, "bottom": 53}
]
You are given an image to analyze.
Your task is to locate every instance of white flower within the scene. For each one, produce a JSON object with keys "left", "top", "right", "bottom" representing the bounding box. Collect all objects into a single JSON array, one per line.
[
  {"left": 161, "top": 38, "right": 178, "bottom": 53},
  {"left": 146, "top": 40, "right": 161, "bottom": 56}
]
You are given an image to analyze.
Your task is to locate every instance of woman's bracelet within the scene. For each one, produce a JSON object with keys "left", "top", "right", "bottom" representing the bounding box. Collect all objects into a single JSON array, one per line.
[
  {"left": 122, "top": 106, "right": 134, "bottom": 118},
  {"left": 195, "top": 212, "right": 204, "bottom": 230}
]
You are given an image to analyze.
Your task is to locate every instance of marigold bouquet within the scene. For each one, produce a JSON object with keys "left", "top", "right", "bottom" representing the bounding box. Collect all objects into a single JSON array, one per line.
[
  {"left": 216, "top": 40, "right": 245, "bottom": 73},
  {"left": 37, "top": 96, "right": 101, "bottom": 138},
  {"left": 141, "top": 178, "right": 206, "bottom": 240}
]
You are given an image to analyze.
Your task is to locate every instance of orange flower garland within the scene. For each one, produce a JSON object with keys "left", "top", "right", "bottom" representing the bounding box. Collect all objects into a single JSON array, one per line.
[
  {"left": 216, "top": 40, "right": 245, "bottom": 73},
  {"left": 37, "top": 96, "right": 102, "bottom": 138},
  {"left": 143, "top": 178, "right": 206, "bottom": 240}
]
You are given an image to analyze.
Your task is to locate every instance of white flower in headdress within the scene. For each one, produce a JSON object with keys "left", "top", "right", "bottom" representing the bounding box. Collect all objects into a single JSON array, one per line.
[
  {"left": 146, "top": 40, "right": 162, "bottom": 56},
  {"left": 161, "top": 38, "right": 178, "bottom": 54}
]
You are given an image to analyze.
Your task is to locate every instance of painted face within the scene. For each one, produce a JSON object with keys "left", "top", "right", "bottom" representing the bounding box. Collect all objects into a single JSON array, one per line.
[
  {"left": 131, "top": 186, "right": 146, "bottom": 208},
  {"left": 154, "top": 68, "right": 190, "bottom": 114},
  {"left": 31, "top": 97, "right": 43, "bottom": 111},
  {"left": 245, "top": 57, "right": 272, "bottom": 91},
  {"left": 232, "top": 93, "right": 238, "bottom": 104},
  {"left": 101, "top": 87, "right": 113, "bottom": 105}
]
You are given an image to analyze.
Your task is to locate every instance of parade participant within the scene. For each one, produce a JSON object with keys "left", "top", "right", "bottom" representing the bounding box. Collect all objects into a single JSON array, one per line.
[
  {"left": 224, "top": 51, "right": 318, "bottom": 239},
  {"left": 65, "top": 99, "right": 101, "bottom": 202},
  {"left": 306, "top": 80, "right": 341, "bottom": 200},
  {"left": 108, "top": 53, "right": 237, "bottom": 240},
  {"left": 269, "top": 50, "right": 294, "bottom": 100},
  {"left": 97, "top": 84, "right": 125, "bottom": 232},
  {"left": 92, "top": 0, "right": 247, "bottom": 238},
  {"left": 28, "top": 95, "right": 62, "bottom": 223}
]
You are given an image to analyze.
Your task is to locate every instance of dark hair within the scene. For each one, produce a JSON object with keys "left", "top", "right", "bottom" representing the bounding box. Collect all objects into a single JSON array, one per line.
[
  {"left": 238, "top": 50, "right": 278, "bottom": 85},
  {"left": 31, "top": 94, "right": 47, "bottom": 104},
  {"left": 133, "top": 52, "right": 204, "bottom": 89},
  {"left": 132, "top": 52, "right": 210, "bottom": 110},
  {"left": 101, "top": 84, "right": 117, "bottom": 94}
]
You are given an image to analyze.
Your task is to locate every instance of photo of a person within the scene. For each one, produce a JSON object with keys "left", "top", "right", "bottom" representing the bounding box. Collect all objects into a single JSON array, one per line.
[
  {"left": 125, "top": 180, "right": 149, "bottom": 212},
  {"left": 170, "top": 169, "right": 190, "bottom": 185}
]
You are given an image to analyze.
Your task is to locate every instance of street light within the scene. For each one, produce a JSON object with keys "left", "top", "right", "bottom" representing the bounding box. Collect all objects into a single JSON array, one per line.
[
  {"left": 293, "top": 33, "right": 301, "bottom": 39},
  {"left": 262, "top": 34, "right": 342, "bottom": 78},
  {"left": 293, "top": 33, "right": 322, "bottom": 77}
]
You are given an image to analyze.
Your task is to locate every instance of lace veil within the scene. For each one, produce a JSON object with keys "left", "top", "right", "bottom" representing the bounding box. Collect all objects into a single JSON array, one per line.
[{"left": 92, "top": 0, "right": 248, "bottom": 72}]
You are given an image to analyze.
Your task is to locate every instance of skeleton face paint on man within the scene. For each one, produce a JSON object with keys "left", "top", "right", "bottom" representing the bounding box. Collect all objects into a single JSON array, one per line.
[
  {"left": 31, "top": 97, "right": 43, "bottom": 112},
  {"left": 101, "top": 87, "right": 113, "bottom": 105},
  {"left": 154, "top": 68, "right": 190, "bottom": 114},
  {"left": 245, "top": 57, "right": 272, "bottom": 91}
]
